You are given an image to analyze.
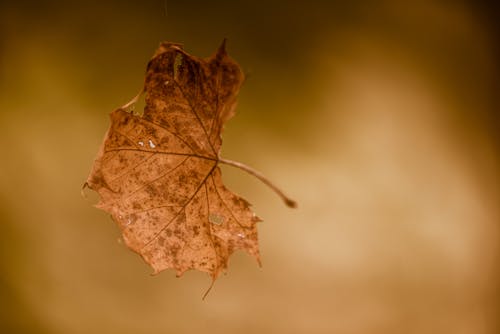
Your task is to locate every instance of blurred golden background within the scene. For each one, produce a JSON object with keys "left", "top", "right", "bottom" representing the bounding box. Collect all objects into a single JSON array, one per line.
[{"left": 1, "top": 0, "right": 499, "bottom": 333}]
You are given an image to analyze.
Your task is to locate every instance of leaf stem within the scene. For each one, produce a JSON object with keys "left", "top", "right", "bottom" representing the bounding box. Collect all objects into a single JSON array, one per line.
[{"left": 218, "top": 158, "right": 297, "bottom": 208}]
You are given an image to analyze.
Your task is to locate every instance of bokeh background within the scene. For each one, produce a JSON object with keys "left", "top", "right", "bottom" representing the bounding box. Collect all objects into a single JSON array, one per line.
[{"left": 1, "top": 0, "right": 499, "bottom": 333}]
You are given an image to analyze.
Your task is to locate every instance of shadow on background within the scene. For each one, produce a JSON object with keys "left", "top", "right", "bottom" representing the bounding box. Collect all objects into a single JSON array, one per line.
[{"left": 0, "top": 1, "right": 499, "bottom": 333}]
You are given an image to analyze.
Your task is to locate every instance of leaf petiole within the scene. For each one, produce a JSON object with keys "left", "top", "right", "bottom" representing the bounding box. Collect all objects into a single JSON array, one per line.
[{"left": 218, "top": 158, "right": 297, "bottom": 208}]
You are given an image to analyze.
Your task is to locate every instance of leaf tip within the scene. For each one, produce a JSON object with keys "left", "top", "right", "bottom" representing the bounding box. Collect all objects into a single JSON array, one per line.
[
  {"left": 150, "top": 265, "right": 162, "bottom": 276},
  {"left": 81, "top": 182, "right": 89, "bottom": 199},
  {"left": 217, "top": 38, "right": 227, "bottom": 56},
  {"left": 202, "top": 278, "right": 216, "bottom": 301}
]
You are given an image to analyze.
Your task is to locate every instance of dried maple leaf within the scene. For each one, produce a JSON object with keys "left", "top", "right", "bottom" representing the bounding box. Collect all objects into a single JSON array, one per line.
[{"left": 84, "top": 40, "right": 296, "bottom": 291}]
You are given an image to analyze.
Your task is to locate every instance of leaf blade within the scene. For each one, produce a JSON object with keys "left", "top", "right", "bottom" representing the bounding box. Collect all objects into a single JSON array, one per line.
[{"left": 86, "top": 41, "right": 260, "bottom": 280}]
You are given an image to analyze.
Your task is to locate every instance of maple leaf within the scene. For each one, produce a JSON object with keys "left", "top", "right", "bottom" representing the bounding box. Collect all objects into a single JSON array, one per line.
[{"left": 84, "top": 40, "right": 296, "bottom": 290}]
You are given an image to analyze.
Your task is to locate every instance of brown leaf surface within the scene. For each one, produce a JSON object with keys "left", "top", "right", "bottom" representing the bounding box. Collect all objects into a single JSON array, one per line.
[{"left": 85, "top": 41, "right": 262, "bottom": 280}]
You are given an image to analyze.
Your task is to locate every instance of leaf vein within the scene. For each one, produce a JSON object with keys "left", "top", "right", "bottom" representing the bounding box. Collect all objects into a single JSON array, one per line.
[
  {"left": 140, "top": 163, "right": 218, "bottom": 250},
  {"left": 172, "top": 79, "right": 217, "bottom": 156},
  {"left": 211, "top": 174, "right": 244, "bottom": 229}
]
